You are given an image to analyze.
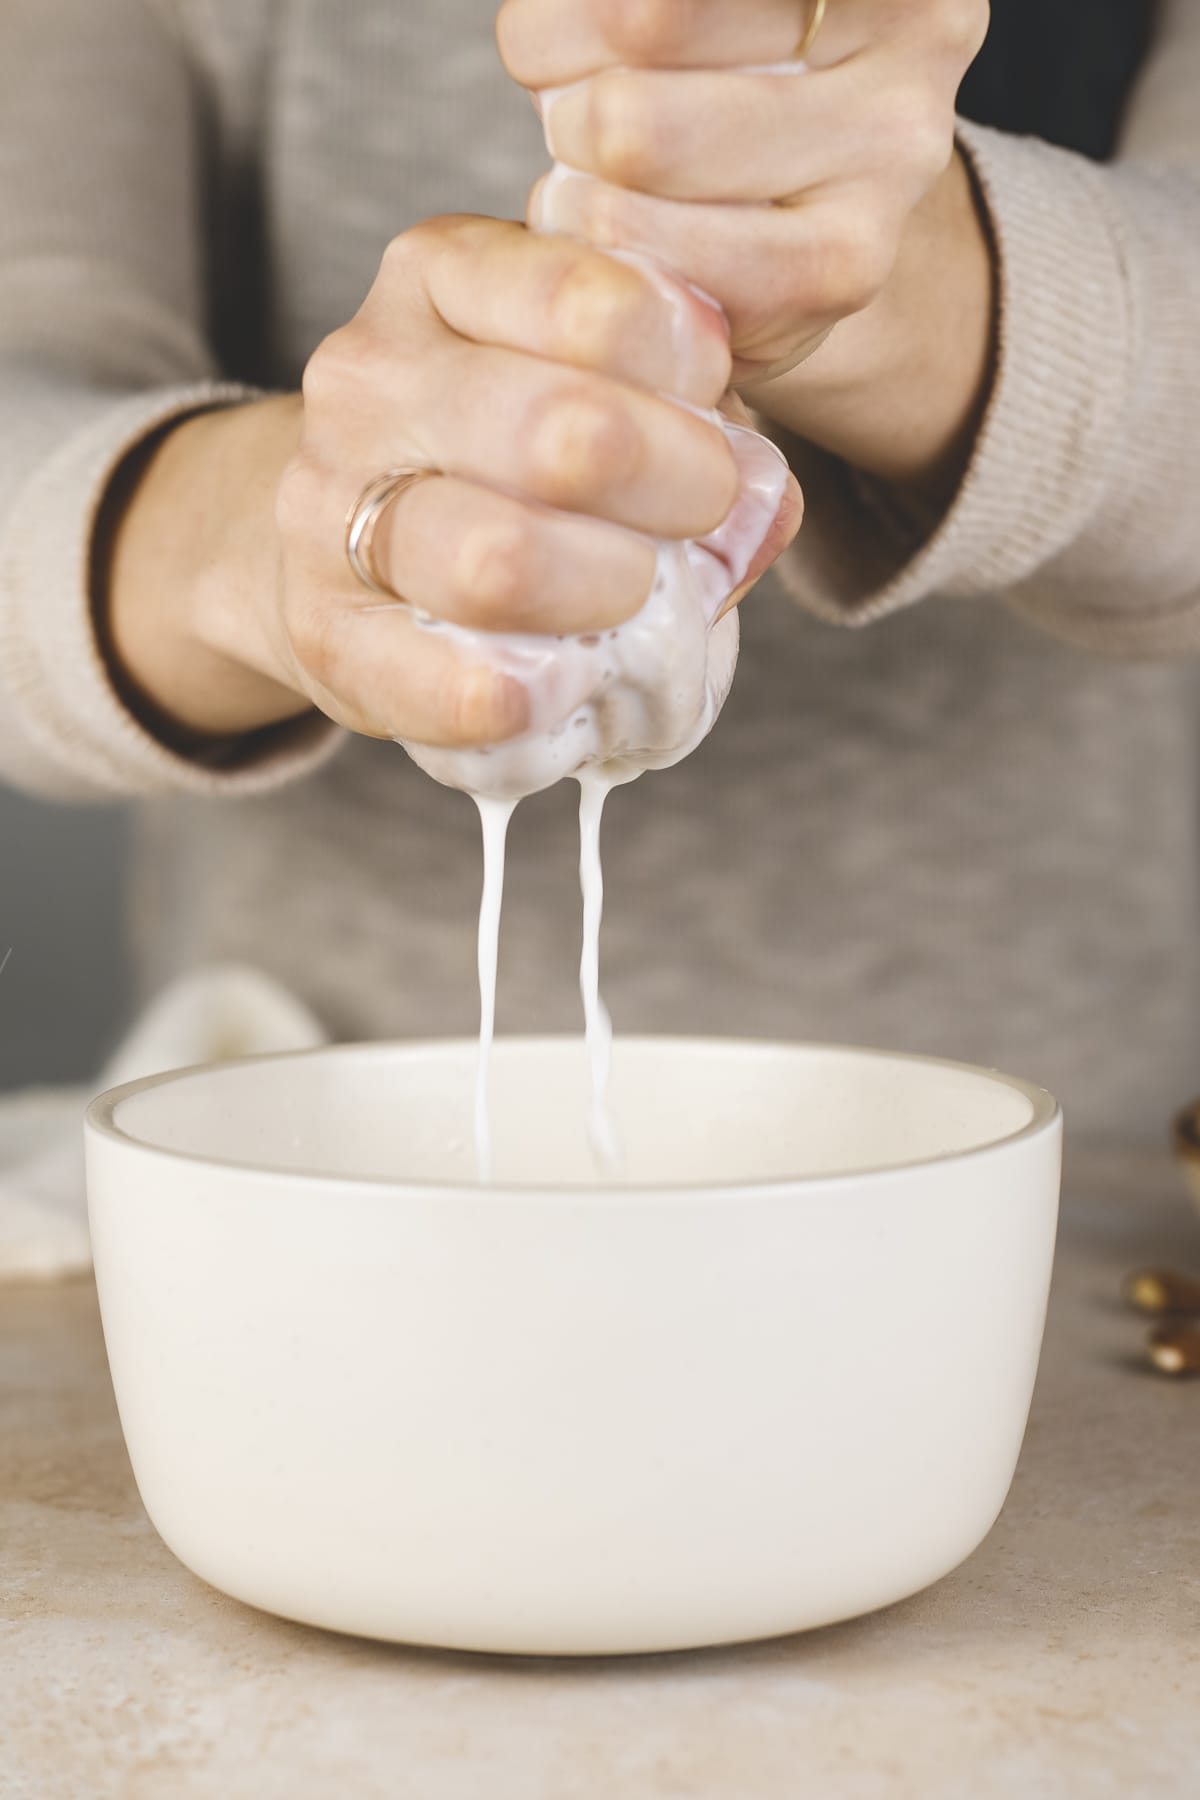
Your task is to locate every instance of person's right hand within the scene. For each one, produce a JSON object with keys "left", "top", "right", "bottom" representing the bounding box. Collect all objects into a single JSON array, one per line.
[{"left": 104, "top": 215, "right": 800, "bottom": 750}]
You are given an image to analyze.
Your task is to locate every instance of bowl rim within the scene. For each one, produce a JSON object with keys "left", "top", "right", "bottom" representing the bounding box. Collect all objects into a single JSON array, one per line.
[{"left": 84, "top": 1035, "right": 1062, "bottom": 1199}]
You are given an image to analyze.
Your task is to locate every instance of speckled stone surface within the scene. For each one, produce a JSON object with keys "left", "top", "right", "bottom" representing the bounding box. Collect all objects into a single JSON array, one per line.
[{"left": 2, "top": 1149, "right": 1198, "bottom": 1800}]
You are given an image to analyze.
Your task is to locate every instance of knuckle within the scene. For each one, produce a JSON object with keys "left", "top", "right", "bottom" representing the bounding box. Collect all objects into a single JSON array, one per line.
[
  {"left": 301, "top": 324, "right": 371, "bottom": 412},
  {"left": 495, "top": 2, "right": 546, "bottom": 89},
  {"left": 813, "top": 212, "right": 892, "bottom": 316},
  {"left": 587, "top": 72, "right": 660, "bottom": 188},
  {"left": 938, "top": 0, "right": 990, "bottom": 61},
  {"left": 544, "top": 253, "right": 645, "bottom": 368},
  {"left": 882, "top": 85, "right": 952, "bottom": 182},
  {"left": 379, "top": 215, "right": 485, "bottom": 324},
  {"left": 532, "top": 390, "right": 641, "bottom": 499},
  {"left": 378, "top": 218, "right": 461, "bottom": 289},
  {"left": 380, "top": 227, "right": 423, "bottom": 277},
  {"left": 299, "top": 333, "right": 339, "bottom": 412},
  {"left": 378, "top": 222, "right": 450, "bottom": 304},
  {"left": 452, "top": 518, "right": 534, "bottom": 620},
  {"left": 493, "top": 0, "right": 524, "bottom": 74},
  {"left": 601, "top": 0, "right": 681, "bottom": 63}
]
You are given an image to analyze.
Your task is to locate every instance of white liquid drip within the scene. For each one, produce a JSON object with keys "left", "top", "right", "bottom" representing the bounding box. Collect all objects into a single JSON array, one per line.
[
  {"left": 576, "top": 768, "right": 621, "bottom": 1171},
  {"left": 473, "top": 795, "right": 516, "bottom": 1183},
  {"left": 394, "top": 82, "right": 792, "bottom": 1182}
]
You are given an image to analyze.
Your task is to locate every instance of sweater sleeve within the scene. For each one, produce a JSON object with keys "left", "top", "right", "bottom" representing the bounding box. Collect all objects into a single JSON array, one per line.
[
  {"left": 767, "top": 0, "right": 1200, "bottom": 659},
  {"left": 0, "top": 0, "right": 342, "bottom": 802}
]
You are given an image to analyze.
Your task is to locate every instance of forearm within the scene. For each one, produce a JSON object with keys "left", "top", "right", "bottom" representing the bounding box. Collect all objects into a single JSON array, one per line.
[
  {"left": 97, "top": 394, "right": 308, "bottom": 746},
  {"left": 762, "top": 114, "right": 1200, "bottom": 656},
  {"left": 749, "top": 147, "right": 996, "bottom": 510}
]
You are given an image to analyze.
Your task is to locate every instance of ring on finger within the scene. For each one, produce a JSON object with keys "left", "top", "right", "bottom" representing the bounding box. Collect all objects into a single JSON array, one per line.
[
  {"left": 795, "top": 0, "right": 827, "bottom": 60},
  {"left": 345, "top": 467, "right": 436, "bottom": 599}
]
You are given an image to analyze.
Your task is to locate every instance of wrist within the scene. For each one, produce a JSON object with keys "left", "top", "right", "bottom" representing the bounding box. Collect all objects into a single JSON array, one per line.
[
  {"left": 749, "top": 145, "right": 996, "bottom": 506},
  {"left": 97, "top": 394, "right": 309, "bottom": 747}
]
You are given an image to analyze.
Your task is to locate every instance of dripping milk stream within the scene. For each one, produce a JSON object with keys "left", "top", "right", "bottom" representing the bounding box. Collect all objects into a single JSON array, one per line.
[
  {"left": 399, "top": 81, "right": 792, "bottom": 1182},
  {"left": 473, "top": 796, "right": 515, "bottom": 1184},
  {"left": 576, "top": 770, "right": 621, "bottom": 1172},
  {"left": 473, "top": 779, "right": 621, "bottom": 1183}
]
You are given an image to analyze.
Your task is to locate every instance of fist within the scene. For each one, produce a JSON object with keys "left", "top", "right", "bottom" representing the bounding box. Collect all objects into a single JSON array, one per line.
[
  {"left": 266, "top": 216, "right": 800, "bottom": 747},
  {"left": 498, "top": 0, "right": 989, "bottom": 382}
]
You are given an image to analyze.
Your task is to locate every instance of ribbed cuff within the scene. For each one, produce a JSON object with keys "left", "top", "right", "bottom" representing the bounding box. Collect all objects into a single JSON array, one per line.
[
  {"left": 0, "top": 382, "right": 344, "bottom": 800},
  {"left": 769, "top": 121, "right": 1134, "bottom": 626}
]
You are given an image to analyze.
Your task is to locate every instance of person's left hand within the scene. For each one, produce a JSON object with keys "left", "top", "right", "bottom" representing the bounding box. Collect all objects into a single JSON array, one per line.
[{"left": 497, "top": 0, "right": 989, "bottom": 385}]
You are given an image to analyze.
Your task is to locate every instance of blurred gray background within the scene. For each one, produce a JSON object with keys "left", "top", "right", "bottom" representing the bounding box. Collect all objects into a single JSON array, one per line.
[{"left": 0, "top": 790, "right": 130, "bottom": 1091}]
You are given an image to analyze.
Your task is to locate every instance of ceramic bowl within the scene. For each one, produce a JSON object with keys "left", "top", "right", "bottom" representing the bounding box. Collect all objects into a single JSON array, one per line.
[{"left": 85, "top": 1038, "right": 1061, "bottom": 1657}]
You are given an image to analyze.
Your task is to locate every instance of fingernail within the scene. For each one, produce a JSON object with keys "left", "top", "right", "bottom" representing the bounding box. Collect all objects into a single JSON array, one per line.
[
  {"left": 716, "top": 581, "right": 751, "bottom": 624},
  {"left": 487, "top": 670, "right": 531, "bottom": 741},
  {"left": 529, "top": 166, "right": 585, "bottom": 236},
  {"left": 783, "top": 472, "right": 805, "bottom": 544},
  {"left": 454, "top": 664, "right": 529, "bottom": 744},
  {"left": 539, "top": 81, "right": 579, "bottom": 163},
  {"left": 622, "top": 257, "right": 731, "bottom": 406}
]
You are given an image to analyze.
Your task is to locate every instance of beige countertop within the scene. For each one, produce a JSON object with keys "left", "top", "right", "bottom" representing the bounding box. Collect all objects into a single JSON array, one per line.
[{"left": 2, "top": 1148, "right": 1198, "bottom": 1800}]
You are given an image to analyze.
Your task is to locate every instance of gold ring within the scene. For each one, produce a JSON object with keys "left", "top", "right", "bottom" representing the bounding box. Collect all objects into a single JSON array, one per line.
[
  {"left": 345, "top": 466, "right": 435, "bottom": 598},
  {"left": 795, "top": 0, "right": 827, "bottom": 60}
]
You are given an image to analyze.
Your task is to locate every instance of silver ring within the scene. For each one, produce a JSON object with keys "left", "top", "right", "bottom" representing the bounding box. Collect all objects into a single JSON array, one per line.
[{"left": 345, "top": 466, "right": 435, "bottom": 599}]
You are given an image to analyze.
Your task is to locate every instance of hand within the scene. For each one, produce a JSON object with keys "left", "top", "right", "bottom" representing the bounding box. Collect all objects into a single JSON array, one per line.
[
  {"left": 103, "top": 215, "right": 802, "bottom": 748},
  {"left": 498, "top": 0, "right": 989, "bottom": 386}
]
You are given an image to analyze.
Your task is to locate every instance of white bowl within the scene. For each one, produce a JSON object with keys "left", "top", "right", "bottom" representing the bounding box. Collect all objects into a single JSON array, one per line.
[{"left": 85, "top": 1038, "right": 1061, "bottom": 1657}]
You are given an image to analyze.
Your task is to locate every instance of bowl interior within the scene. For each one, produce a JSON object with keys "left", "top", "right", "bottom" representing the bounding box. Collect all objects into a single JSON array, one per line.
[{"left": 94, "top": 1038, "right": 1053, "bottom": 1191}]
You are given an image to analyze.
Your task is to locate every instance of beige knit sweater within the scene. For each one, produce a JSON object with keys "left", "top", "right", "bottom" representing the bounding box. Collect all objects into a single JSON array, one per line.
[{"left": 2, "top": 0, "right": 1200, "bottom": 1143}]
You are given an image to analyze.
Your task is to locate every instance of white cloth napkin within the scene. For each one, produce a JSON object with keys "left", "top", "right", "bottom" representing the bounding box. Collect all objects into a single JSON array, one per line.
[{"left": 0, "top": 964, "right": 327, "bottom": 1282}]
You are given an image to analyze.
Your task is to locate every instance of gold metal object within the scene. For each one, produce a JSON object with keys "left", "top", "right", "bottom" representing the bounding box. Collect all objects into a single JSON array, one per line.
[
  {"left": 1147, "top": 1323, "right": 1200, "bottom": 1376},
  {"left": 1124, "top": 1268, "right": 1200, "bottom": 1315},
  {"left": 796, "top": 0, "right": 828, "bottom": 61},
  {"left": 345, "top": 467, "right": 435, "bottom": 599}
]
